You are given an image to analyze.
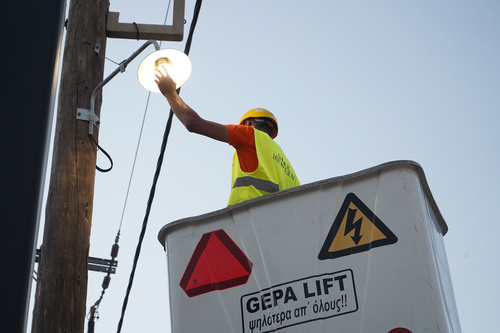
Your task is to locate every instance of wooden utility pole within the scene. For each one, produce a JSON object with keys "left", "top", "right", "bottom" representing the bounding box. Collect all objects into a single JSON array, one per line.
[
  {"left": 31, "top": 0, "right": 186, "bottom": 331},
  {"left": 32, "top": 0, "right": 108, "bottom": 332}
]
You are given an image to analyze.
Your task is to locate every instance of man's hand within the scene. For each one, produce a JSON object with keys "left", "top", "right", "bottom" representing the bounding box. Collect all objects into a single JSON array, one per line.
[{"left": 154, "top": 66, "right": 177, "bottom": 96}]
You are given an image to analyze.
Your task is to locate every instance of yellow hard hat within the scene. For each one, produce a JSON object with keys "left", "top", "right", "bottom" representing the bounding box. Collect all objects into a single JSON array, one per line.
[{"left": 239, "top": 108, "right": 279, "bottom": 138}]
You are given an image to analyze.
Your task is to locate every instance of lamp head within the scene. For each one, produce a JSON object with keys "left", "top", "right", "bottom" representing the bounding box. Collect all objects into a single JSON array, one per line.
[{"left": 138, "top": 49, "right": 192, "bottom": 93}]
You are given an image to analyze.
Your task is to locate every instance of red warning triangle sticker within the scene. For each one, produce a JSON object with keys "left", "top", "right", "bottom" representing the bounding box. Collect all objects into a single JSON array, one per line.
[
  {"left": 180, "top": 229, "right": 253, "bottom": 297},
  {"left": 318, "top": 193, "right": 398, "bottom": 260}
]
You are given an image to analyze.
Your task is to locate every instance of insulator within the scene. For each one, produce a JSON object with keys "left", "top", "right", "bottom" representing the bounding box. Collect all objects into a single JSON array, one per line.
[
  {"left": 87, "top": 306, "right": 96, "bottom": 333},
  {"left": 87, "top": 318, "right": 95, "bottom": 333},
  {"left": 111, "top": 243, "right": 119, "bottom": 258},
  {"left": 102, "top": 275, "right": 111, "bottom": 289}
]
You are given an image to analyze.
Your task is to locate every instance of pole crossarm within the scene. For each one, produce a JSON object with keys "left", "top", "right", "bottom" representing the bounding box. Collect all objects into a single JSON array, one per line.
[
  {"left": 106, "top": 0, "right": 185, "bottom": 41},
  {"left": 35, "top": 249, "right": 118, "bottom": 274}
]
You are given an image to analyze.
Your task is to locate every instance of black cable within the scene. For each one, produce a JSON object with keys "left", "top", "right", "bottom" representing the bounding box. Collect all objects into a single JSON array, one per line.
[
  {"left": 115, "top": 1, "right": 203, "bottom": 332},
  {"left": 89, "top": 134, "right": 113, "bottom": 172},
  {"left": 132, "top": 22, "right": 140, "bottom": 40}
]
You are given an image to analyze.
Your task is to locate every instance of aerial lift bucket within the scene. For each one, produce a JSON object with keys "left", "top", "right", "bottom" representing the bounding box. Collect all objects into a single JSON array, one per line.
[{"left": 158, "top": 160, "right": 461, "bottom": 333}]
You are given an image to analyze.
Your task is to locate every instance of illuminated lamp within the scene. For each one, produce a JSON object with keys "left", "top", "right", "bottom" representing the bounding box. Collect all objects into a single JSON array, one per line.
[{"left": 137, "top": 48, "right": 192, "bottom": 93}]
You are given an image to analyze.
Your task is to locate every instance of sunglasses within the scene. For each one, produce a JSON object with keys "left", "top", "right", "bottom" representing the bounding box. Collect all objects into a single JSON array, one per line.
[{"left": 250, "top": 118, "right": 275, "bottom": 131}]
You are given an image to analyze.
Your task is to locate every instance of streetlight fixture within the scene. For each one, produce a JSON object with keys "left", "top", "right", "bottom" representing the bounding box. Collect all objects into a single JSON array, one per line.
[
  {"left": 76, "top": 39, "right": 191, "bottom": 135},
  {"left": 137, "top": 48, "right": 192, "bottom": 93}
]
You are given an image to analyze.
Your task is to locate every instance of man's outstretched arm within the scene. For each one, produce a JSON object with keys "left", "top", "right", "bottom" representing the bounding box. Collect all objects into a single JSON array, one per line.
[{"left": 155, "top": 68, "right": 229, "bottom": 143}]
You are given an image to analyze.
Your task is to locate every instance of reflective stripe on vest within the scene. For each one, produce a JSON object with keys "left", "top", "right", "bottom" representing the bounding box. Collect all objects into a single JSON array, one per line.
[
  {"left": 232, "top": 176, "right": 280, "bottom": 193},
  {"left": 227, "top": 127, "right": 299, "bottom": 206}
]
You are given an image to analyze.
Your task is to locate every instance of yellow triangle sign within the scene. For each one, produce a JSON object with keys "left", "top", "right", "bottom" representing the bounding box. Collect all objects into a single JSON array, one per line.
[{"left": 318, "top": 193, "right": 398, "bottom": 260}]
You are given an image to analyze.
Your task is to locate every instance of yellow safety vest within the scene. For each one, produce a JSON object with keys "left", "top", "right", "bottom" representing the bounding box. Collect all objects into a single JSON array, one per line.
[{"left": 227, "top": 128, "right": 300, "bottom": 206}]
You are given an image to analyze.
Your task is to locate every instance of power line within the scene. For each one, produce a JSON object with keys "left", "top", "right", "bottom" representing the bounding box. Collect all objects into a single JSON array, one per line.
[
  {"left": 115, "top": 1, "right": 203, "bottom": 333},
  {"left": 87, "top": 1, "right": 184, "bottom": 332}
]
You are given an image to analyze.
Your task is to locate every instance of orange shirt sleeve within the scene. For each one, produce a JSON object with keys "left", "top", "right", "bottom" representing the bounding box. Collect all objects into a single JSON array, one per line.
[{"left": 225, "top": 125, "right": 259, "bottom": 172}]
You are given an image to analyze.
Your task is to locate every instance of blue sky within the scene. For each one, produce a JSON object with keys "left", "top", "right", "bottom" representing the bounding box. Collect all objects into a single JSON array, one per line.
[{"left": 33, "top": 1, "right": 500, "bottom": 332}]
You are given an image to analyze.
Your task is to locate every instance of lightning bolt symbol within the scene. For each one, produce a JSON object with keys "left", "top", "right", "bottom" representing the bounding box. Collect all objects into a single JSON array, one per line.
[{"left": 344, "top": 208, "right": 363, "bottom": 245}]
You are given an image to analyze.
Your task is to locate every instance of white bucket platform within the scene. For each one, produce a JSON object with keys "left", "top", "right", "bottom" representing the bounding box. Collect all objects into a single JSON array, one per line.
[{"left": 158, "top": 160, "right": 461, "bottom": 333}]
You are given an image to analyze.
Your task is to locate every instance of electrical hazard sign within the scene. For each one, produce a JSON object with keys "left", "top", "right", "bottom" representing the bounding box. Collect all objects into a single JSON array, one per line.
[
  {"left": 180, "top": 229, "right": 253, "bottom": 297},
  {"left": 318, "top": 193, "right": 397, "bottom": 260}
]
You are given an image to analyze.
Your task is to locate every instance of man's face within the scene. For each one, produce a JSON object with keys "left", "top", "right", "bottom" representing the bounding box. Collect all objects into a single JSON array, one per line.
[{"left": 245, "top": 118, "right": 276, "bottom": 138}]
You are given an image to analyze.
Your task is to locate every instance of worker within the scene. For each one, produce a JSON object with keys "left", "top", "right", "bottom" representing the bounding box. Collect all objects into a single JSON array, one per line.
[{"left": 155, "top": 67, "right": 300, "bottom": 205}]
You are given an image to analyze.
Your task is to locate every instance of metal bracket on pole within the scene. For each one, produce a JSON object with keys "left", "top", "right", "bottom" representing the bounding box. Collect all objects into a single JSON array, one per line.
[
  {"left": 106, "top": 0, "right": 185, "bottom": 41},
  {"left": 35, "top": 249, "right": 118, "bottom": 274},
  {"left": 76, "top": 108, "right": 100, "bottom": 135}
]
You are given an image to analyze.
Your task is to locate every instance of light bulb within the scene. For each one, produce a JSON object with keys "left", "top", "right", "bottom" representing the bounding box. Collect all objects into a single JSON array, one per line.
[{"left": 138, "top": 49, "right": 192, "bottom": 93}]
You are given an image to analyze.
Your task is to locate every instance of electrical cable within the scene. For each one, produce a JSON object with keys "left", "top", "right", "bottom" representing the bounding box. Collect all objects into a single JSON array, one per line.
[
  {"left": 115, "top": 1, "right": 203, "bottom": 332},
  {"left": 86, "top": 93, "right": 151, "bottom": 333},
  {"left": 86, "top": 92, "right": 156, "bottom": 333},
  {"left": 89, "top": 134, "right": 113, "bottom": 172},
  {"left": 115, "top": 0, "right": 173, "bottom": 235},
  {"left": 87, "top": 1, "right": 177, "bottom": 332}
]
